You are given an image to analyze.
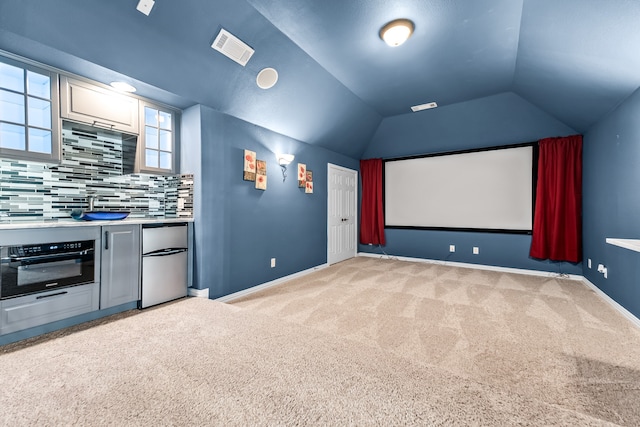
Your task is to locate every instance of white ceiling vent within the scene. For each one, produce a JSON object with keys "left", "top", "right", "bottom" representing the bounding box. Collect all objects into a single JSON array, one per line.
[
  {"left": 211, "top": 28, "right": 254, "bottom": 67},
  {"left": 411, "top": 102, "right": 438, "bottom": 112}
]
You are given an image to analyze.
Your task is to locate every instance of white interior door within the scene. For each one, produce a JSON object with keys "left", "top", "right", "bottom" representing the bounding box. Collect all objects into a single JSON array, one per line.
[{"left": 328, "top": 164, "right": 357, "bottom": 265}]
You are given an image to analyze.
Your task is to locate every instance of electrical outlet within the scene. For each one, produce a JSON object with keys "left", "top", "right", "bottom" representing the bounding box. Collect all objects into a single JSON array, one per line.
[
  {"left": 271, "top": 258, "right": 276, "bottom": 268},
  {"left": 473, "top": 247, "right": 479, "bottom": 255},
  {"left": 597, "top": 264, "right": 608, "bottom": 278},
  {"left": 449, "top": 245, "right": 455, "bottom": 253},
  {"left": 588, "top": 258, "right": 591, "bottom": 269}
]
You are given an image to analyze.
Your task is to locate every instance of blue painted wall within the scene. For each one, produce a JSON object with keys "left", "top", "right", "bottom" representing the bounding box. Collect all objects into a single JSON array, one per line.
[
  {"left": 363, "top": 92, "right": 576, "bottom": 159},
  {"left": 360, "top": 92, "right": 583, "bottom": 275},
  {"left": 0, "top": 0, "right": 382, "bottom": 159},
  {"left": 183, "top": 105, "right": 359, "bottom": 298},
  {"left": 583, "top": 87, "right": 640, "bottom": 319}
]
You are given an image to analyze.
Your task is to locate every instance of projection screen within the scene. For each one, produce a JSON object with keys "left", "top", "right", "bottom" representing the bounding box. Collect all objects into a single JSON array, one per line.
[{"left": 384, "top": 145, "right": 534, "bottom": 233}]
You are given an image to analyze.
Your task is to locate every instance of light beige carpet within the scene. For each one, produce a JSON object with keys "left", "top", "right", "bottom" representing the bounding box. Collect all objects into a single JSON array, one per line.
[
  {"left": 0, "top": 257, "right": 638, "bottom": 426},
  {"left": 232, "top": 257, "right": 640, "bottom": 425}
]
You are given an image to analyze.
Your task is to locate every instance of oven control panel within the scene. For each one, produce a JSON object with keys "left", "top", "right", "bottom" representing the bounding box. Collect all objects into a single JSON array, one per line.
[{"left": 9, "top": 240, "right": 94, "bottom": 257}]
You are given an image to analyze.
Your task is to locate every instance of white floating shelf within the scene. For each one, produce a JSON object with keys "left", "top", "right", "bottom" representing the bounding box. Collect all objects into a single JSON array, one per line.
[{"left": 606, "top": 238, "right": 640, "bottom": 253}]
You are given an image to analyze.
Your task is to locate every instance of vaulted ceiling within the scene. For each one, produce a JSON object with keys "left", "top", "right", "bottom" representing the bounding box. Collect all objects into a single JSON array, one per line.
[{"left": 1, "top": 0, "right": 639, "bottom": 158}]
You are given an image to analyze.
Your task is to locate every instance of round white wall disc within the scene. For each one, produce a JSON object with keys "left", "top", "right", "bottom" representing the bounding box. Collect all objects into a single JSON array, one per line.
[{"left": 256, "top": 67, "right": 278, "bottom": 89}]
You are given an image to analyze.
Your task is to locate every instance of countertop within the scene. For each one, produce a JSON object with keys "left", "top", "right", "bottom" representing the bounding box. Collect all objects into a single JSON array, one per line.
[
  {"left": 605, "top": 238, "right": 640, "bottom": 253},
  {"left": 0, "top": 217, "right": 193, "bottom": 230}
]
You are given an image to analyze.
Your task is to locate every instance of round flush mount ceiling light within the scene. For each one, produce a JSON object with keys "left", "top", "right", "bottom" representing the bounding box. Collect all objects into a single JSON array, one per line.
[
  {"left": 379, "top": 19, "right": 415, "bottom": 47},
  {"left": 256, "top": 67, "right": 279, "bottom": 90},
  {"left": 110, "top": 81, "right": 137, "bottom": 93}
]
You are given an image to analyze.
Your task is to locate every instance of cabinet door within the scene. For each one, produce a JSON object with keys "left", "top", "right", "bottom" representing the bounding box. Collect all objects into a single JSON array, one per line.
[
  {"left": 60, "top": 76, "right": 139, "bottom": 134},
  {"left": 100, "top": 224, "right": 141, "bottom": 309}
]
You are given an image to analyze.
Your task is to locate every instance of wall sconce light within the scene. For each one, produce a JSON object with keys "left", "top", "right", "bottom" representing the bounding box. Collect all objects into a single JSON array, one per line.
[{"left": 277, "top": 154, "right": 295, "bottom": 182}]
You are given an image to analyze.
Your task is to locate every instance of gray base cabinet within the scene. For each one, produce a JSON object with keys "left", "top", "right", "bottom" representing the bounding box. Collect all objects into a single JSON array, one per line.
[
  {"left": 100, "top": 224, "right": 141, "bottom": 309},
  {"left": 0, "top": 283, "right": 99, "bottom": 335}
]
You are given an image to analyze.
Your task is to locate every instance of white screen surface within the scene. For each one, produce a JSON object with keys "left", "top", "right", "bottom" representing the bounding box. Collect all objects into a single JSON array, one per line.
[{"left": 384, "top": 146, "right": 533, "bottom": 231}]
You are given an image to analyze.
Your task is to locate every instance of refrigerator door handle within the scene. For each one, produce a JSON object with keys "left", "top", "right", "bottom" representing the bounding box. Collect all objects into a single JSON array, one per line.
[{"left": 143, "top": 248, "right": 188, "bottom": 257}]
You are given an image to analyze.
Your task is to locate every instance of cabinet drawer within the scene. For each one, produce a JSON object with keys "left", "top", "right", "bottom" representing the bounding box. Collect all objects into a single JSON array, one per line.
[
  {"left": 60, "top": 76, "right": 139, "bottom": 134},
  {"left": 141, "top": 251, "right": 188, "bottom": 308},
  {"left": 0, "top": 283, "right": 99, "bottom": 335}
]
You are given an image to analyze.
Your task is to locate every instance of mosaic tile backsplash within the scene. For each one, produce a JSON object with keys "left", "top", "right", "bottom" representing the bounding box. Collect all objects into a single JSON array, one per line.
[{"left": 0, "top": 122, "right": 193, "bottom": 221}]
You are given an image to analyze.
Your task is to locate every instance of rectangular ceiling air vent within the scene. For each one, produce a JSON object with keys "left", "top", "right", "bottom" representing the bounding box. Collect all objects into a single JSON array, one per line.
[
  {"left": 211, "top": 28, "right": 254, "bottom": 67},
  {"left": 411, "top": 102, "right": 438, "bottom": 112}
]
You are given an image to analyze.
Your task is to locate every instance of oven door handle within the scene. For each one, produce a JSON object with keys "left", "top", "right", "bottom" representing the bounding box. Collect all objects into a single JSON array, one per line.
[
  {"left": 3, "top": 249, "right": 94, "bottom": 263},
  {"left": 36, "top": 291, "right": 69, "bottom": 300}
]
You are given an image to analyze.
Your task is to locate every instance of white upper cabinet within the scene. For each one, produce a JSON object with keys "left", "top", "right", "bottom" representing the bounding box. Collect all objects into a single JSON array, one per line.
[{"left": 60, "top": 76, "right": 139, "bottom": 135}]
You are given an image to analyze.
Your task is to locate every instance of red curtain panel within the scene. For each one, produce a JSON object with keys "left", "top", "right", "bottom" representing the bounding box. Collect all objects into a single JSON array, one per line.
[
  {"left": 360, "top": 158, "right": 386, "bottom": 245},
  {"left": 530, "top": 135, "right": 583, "bottom": 263}
]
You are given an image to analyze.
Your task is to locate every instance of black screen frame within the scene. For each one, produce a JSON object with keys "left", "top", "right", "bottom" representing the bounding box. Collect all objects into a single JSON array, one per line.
[{"left": 382, "top": 142, "right": 539, "bottom": 235}]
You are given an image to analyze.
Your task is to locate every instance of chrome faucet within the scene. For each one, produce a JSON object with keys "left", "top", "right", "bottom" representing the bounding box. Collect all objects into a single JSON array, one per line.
[{"left": 87, "top": 195, "right": 96, "bottom": 211}]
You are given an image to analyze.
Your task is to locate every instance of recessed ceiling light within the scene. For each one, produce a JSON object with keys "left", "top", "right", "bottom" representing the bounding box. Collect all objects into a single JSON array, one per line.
[
  {"left": 110, "top": 81, "right": 137, "bottom": 93},
  {"left": 411, "top": 102, "right": 438, "bottom": 112},
  {"left": 380, "top": 19, "right": 415, "bottom": 47}
]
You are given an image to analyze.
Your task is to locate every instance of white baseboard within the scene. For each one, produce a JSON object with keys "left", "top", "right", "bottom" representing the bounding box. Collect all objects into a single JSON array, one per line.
[
  {"left": 357, "top": 252, "right": 583, "bottom": 280},
  {"left": 581, "top": 277, "right": 640, "bottom": 329},
  {"left": 216, "top": 263, "right": 330, "bottom": 303},
  {"left": 188, "top": 287, "right": 209, "bottom": 298}
]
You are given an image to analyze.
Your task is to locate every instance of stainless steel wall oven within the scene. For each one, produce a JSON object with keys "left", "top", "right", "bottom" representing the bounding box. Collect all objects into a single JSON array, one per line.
[
  {"left": 0, "top": 240, "right": 95, "bottom": 299},
  {"left": 1, "top": 237, "right": 96, "bottom": 300}
]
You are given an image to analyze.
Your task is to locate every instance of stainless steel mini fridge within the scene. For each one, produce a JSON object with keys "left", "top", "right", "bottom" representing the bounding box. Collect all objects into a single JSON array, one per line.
[{"left": 140, "top": 223, "right": 188, "bottom": 308}]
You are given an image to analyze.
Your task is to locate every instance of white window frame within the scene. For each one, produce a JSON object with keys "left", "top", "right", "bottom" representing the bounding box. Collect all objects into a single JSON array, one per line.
[
  {"left": 0, "top": 54, "right": 61, "bottom": 163},
  {"left": 138, "top": 101, "right": 179, "bottom": 174}
]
